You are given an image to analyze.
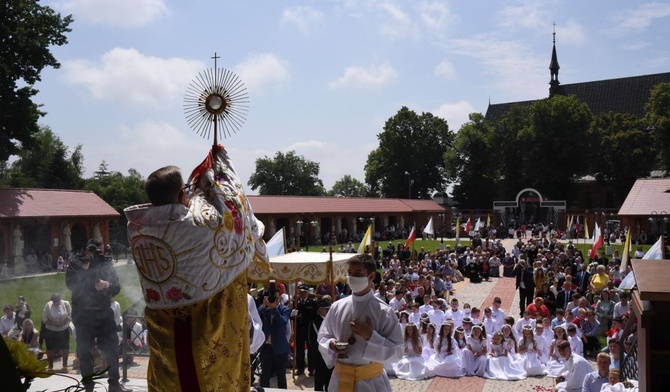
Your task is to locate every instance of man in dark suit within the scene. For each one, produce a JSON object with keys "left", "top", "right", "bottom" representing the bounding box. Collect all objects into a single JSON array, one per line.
[
  {"left": 258, "top": 289, "right": 291, "bottom": 389},
  {"left": 295, "top": 284, "right": 317, "bottom": 376},
  {"left": 556, "top": 281, "right": 575, "bottom": 311},
  {"left": 308, "top": 300, "right": 333, "bottom": 391},
  {"left": 514, "top": 259, "right": 535, "bottom": 317},
  {"left": 574, "top": 268, "right": 591, "bottom": 296}
]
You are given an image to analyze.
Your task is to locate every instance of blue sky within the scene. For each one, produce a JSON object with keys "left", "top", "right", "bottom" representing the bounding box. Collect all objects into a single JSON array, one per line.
[{"left": 36, "top": 0, "right": 670, "bottom": 193}]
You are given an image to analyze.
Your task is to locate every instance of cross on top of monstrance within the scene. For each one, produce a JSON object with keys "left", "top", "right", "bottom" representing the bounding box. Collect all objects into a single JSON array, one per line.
[{"left": 183, "top": 52, "right": 249, "bottom": 146}]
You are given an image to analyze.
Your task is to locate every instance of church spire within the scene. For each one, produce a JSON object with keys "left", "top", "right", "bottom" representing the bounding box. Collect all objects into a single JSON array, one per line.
[{"left": 549, "top": 23, "right": 561, "bottom": 97}]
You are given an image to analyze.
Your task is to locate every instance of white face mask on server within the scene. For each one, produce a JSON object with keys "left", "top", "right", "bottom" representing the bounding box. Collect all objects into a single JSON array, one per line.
[{"left": 347, "top": 276, "right": 370, "bottom": 293}]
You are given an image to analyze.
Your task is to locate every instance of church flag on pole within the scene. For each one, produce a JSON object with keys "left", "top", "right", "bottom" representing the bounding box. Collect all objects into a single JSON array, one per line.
[
  {"left": 621, "top": 227, "right": 631, "bottom": 272},
  {"left": 455, "top": 217, "right": 461, "bottom": 239},
  {"left": 266, "top": 228, "right": 286, "bottom": 256},
  {"left": 424, "top": 217, "right": 434, "bottom": 236},
  {"left": 589, "top": 223, "right": 603, "bottom": 259},
  {"left": 404, "top": 226, "right": 417, "bottom": 249},
  {"left": 357, "top": 225, "right": 372, "bottom": 254}
]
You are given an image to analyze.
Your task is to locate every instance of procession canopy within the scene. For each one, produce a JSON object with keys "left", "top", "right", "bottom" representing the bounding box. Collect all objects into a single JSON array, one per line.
[{"left": 248, "top": 252, "right": 351, "bottom": 285}]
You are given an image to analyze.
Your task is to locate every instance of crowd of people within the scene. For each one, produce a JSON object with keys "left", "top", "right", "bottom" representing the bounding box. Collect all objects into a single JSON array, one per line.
[
  {"left": 255, "top": 231, "right": 640, "bottom": 391},
  {"left": 2, "top": 239, "right": 134, "bottom": 392},
  {"left": 2, "top": 225, "right": 641, "bottom": 392}
]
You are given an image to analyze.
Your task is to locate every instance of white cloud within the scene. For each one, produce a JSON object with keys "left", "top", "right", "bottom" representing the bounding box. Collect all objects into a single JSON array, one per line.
[
  {"left": 497, "top": 1, "right": 550, "bottom": 30},
  {"left": 418, "top": 1, "right": 455, "bottom": 34},
  {"left": 377, "top": 1, "right": 417, "bottom": 39},
  {"left": 85, "top": 120, "right": 210, "bottom": 180},
  {"left": 621, "top": 41, "right": 651, "bottom": 51},
  {"left": 61, "top": 0, "right": 167, "bottom": 28},
  {"left": 612, "top": 2, "right": 670, "bottom": 32},
  {"left": 62, "top": 48, "right": 203, "bottom": 108},
  {"left": 434, "top": 59, "right": 457, "bottom": 80},
  {"left": 556, "top": 20, "right": 585, "bottom": 46},
  {"left": 329, "top": 63, "right": 398, "bottom": 89},
  {"left": 234, "top": 53, "right": 291, "bottom": 97},
  {"left": 432, "top": 100, "right": 476, "bottom": 131},
  {"left": 281, "top": 6, "right": 324, "bottom": 35},
  {"left": 447, "top": 36, "right": 547, "bottom": 101}
]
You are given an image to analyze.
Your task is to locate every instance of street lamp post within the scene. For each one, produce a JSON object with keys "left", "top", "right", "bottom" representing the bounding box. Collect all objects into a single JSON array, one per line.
[
  {"left": 648, "top": 211, "right": 668, "bottom": 243},
  {"left": 404, "top": 171, "right": 413, "bottom": 199},
  {"left": 296, "top": 219, "right": 318, "bottom": 251}
]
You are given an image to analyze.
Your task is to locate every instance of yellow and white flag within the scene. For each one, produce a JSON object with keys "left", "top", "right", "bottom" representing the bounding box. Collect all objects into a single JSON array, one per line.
[
  {"left": 621, "top": 227, "right": 631, "bottom": 271},
  {"left": 584, "top": 218, "right": 590, "bottom": 240},
  {"left": 455, "top": 217, "right": 461, "bottom": 239},
  {"left": 357, "top": 225, "right": 372, "bottom": 254}
]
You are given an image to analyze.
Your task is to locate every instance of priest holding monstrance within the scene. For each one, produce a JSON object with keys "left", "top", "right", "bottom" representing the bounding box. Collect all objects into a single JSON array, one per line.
[{"left": 125, "top": 57, "right": 270, "bottom": 392}]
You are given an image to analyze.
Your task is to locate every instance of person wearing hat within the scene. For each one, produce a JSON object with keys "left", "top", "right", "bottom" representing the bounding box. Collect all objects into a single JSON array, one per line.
[
  {"left": 295, "top": 284, "right": 317, "bottom": 376},
  {"left": 309, "top": 299, "right": 333, "bottom": 390},
  {"left": 65, "top": 238, "right": 130, "bottom": 392}
]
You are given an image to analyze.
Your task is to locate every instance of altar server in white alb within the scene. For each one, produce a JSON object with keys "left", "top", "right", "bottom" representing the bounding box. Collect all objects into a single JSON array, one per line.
[
  {"left": 318, "top": 254, "right": 404, "bottom": 391},
  {"left": 554, "top": 340, "right": 594, "bottom": 392}
]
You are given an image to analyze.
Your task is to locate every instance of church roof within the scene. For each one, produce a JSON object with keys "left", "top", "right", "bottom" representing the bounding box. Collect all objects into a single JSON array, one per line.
[
  {"left": 247, "top": 195, "right": 445, "bottom": 215},
  {"left": 485, "top": 72, "right": 670, "bottom": 121},
  {"left": 618, "top": 178, "right": 670, "bottom": 216},
  {"left": 0, "top": 188, "right": 120, "bottom": 219}
]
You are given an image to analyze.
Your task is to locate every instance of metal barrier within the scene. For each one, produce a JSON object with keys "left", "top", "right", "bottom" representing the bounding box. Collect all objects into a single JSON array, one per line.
[
  {"left": 121, "top": 315, "right": 149, "bottom": 383},
  {"left": 620, "top": 312, "right": 638, "bottom": 382}
]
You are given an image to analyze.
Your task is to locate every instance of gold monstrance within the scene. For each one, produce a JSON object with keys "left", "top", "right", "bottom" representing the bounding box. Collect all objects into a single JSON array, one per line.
[{"left": 183, "top": 53, "right": 249, "bottom": 146}]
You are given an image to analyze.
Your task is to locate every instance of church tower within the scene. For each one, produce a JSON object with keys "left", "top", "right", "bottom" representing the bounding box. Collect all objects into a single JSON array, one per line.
[{"left": 549, "top": 27, "right": 561, "bottom": 97}]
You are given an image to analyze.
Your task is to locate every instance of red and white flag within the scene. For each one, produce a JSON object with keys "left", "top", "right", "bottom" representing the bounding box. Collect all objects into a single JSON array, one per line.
[
  {"left": 404, "top": 226, "right": 416, "bottom": 248},
  {"left": 589, "top": 223, "right": 603, "bottom": 259},
  {"left": 464, "top": 218, "right": 471, "bottom": 234}
]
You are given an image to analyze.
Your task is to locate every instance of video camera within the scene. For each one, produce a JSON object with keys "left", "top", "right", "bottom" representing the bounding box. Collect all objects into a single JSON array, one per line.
[{"left": 266, "top": 280, "right": 277, "bottom": 303}]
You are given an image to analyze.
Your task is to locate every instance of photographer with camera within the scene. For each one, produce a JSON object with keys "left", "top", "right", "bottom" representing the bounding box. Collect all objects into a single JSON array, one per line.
[
  {"left": 258, "top": 281, "right": 291, "bottom": 389},
  {"left": 65, "top": 238, "right": 131, "bottom": 392}
]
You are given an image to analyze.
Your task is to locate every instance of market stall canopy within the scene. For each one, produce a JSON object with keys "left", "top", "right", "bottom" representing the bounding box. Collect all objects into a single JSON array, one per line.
[{"left": 247, "top": 252, "right": 353, "bottom": 284}]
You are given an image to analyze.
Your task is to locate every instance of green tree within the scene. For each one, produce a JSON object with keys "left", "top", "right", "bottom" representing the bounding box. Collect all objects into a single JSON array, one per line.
[
  {"left": 365, "top": 106, "right": 453, "bottom": 199},
  {"left": 644, "top": 82, "right": 670, "bottom": 170},
  {"left": 248, "top": 151, "right": 326, "bottom": 195},
  {"left": 0, "top": 1, "right": 73, "bottom": 161},
  {"left": 445, "top": 113, "right": 498, "bottom": 208},
  {"left": 488, "top": 105, "right": 531, "bottom": 199},
  {"left": 522, "top": 95, "right": 592, "bottom": 200},
  {"left": 85, "top": 165, "right": 148, "bottom": 245},
  {"left": 328, "top": 175, "right": 366, "bottom": 197},
  {"left": 2, "top": 125, "right": 84, "bottom": 188},
  {"left": 588, "top": 112, "right": 654, "bottom": 205}
]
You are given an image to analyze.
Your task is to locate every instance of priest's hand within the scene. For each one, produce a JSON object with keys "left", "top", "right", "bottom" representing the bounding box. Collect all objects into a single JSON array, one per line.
[{"left": 350, "top": 317, "right": 373, "bottom": 341}]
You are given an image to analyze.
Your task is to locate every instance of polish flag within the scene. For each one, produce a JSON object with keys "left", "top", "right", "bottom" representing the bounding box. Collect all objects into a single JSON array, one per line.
[
  {"left": 464, "top": 218, "right": 471, "bottom": 234},
  {"left": 404, "top": 226, "right": 416, "bottom": 248},
  {"left": 589, "top": 223, "right": 603, "bottom": 260}
]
